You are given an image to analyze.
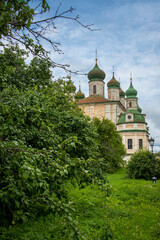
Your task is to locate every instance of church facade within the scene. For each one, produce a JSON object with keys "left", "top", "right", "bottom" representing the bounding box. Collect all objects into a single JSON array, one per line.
[{"left": 76, "top": 59, "right": 149, "bottom": 158}]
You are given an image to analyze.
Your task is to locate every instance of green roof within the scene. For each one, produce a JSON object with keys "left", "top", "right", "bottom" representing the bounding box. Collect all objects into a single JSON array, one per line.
[
  {"left": 75, "top": 90, "right": 85, "bottom": 99},
  {"left": 88, "top": 62, "right": 105, "bottom": 82},
  {"left": 107, "top": 72, "right": 120, "bottom": 89},
  {"left": 118, "top": 109, "right": 145, "bottom": 124},
  {"left": 126, "top": 81, "right": 137, "bottom": 98}
]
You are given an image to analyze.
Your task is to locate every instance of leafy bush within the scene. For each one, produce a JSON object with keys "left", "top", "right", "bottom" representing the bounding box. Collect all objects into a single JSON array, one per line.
[
  {"left": 0, "top": 81, "right": 106, "bottom": 227},
  {"left": 93, "top": 118, "right": 126, "bottom": 173},
  {"left": 127, "top": 150, "right": 160, "bottom": 180}
]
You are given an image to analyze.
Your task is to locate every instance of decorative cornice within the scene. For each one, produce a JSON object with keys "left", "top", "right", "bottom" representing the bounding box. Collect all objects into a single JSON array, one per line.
[{"left": 118, "top": 130, "right": 148, "bottom": 133}]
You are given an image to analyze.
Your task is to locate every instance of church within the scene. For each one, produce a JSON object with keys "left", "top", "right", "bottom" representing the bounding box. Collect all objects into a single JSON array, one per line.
[{"left": 75, "top": 58, "right": 149, "bottom": 159}]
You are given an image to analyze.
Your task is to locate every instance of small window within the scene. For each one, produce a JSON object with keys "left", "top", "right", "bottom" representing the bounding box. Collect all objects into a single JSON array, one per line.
[
  {"left": 93, "top": 85, "right": 96, "bottom": 94},
  {"left": 129, "top": 102, "right": 132, "bottom": 107},
  {"left": 139, "top": 139, "right": 143, "bottom": 149},
  {"left": 128, "top": 139, "right": 133, "bottom": 149}
]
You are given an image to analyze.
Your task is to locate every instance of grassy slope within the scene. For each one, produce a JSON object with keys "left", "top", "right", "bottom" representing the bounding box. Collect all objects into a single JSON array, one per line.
[
  {"left": 107, "top": 168, "right": 160, "bottom": 240},
  {"left": 1, "top": 168, "right": 160, "bottom": 240}
]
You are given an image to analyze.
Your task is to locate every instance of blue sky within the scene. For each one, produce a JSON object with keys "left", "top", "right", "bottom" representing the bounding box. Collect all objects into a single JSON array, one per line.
[{"left": 37, "top": 0, "right": 160, "bottom": 151}]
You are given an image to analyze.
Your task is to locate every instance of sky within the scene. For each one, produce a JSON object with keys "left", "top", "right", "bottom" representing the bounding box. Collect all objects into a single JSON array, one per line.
[{"left": 35, "top": 0, "right": 160, "bottom": 151}]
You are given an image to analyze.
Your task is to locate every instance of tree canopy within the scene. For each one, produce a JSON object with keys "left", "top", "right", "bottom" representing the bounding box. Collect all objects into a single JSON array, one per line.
[
  {"left": 0, "top": 45, "right": 52, "bottom": 90},
  {"left": 93, "top": 118, "right": 126, "bottom": 173}
]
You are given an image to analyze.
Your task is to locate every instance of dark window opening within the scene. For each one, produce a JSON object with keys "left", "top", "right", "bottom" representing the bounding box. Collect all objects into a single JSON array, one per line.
[
  {"left": 128, "top": 139, "right": 133, "bottom": 149},
  {"left": 93, "top": 85, "right": 96, "bottom": 94},
  {"left": 129, "top": 102, "right": 132, "bottom": 107},
  {"left": 139, "top": 139, "right": 143, "bottom": 149}
]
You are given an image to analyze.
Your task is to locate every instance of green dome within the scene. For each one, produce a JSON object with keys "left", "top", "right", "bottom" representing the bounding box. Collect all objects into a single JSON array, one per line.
[
  {"left": 75, "top": 89, "right": 85, "bottom": 100},
  {"left": 88, "top": 62, "right": 105, "bottom": 82},
  {"left": 126, "top": 82, "right": 137, "bottom": 98},
  {"left": 118, "top": 110, "right": 145, "bottom": 124},
  {"left": 107, "top": 72, "right": 120, "bottom": 89}
]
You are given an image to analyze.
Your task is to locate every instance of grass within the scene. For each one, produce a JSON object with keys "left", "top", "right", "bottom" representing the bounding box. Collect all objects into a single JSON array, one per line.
[
  {"left": 1, "top": 168, "right": 160, "bottom": 239},
  {"left": 107, "top": 168, "right": 160, "bottom": 240}
]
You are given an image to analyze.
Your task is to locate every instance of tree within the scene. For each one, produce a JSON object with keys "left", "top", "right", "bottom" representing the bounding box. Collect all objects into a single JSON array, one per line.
[
  {"left": 0, "top": 77, "right": 110, "bottom": 226},
  {"left": 127, "top": 150, "right": 160, "bottom": 180},
  {"left": 93, "top": 118, "right": 126, "bottom": 173},
  {"left": 0, "top": 0, "right": 98, "bottom": 72},
  {"left": 0, "top": 45, "right": 52, "bottom": 90}
]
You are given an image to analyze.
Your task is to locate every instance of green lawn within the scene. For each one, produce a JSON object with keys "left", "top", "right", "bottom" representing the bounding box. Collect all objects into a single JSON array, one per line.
[
  {"left": 1, "top": 168, "right": 160, "bottom": 239},
  {"left": 107, "top": 168, "right": 160, "bottom": 240}
]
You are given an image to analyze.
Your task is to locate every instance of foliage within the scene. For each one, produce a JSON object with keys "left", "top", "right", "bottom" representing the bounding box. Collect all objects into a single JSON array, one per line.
[
  {"left": 0, "top": 0, "right": 97, "bottom": 71},
  {"left": 1, "top": 169, "right": 160, "bottom": 240},
  {"left": 0, "top": 77, "right": 109, "bottom": 228},
  {"left": 107, "top": 169, "right": 160, "bottom": 240},
  {"left": 0, "top": 45, "right": 52, "bottom": 90},
  {"left": 127, "top": 150, "right": 160, "bottom": 180},
  {"left": 0, "top": 181, "right": 112, "bottom": 240},
  {"left": 93, "top": 118, "right": 126, "bottom": 173}
]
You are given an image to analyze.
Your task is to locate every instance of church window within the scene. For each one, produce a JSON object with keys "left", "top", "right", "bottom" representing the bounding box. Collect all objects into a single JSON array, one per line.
[
  {"left": 139, "top": 139, "right": 143, "bottom": 149},
  {"left": 93, "top": 85, "right": 96, "bottom": 94},
  {"left": 128, "top": 139, "right": 133, "bottom": 149},
  {"left": 129, "top": 102, "right": 132, "bottom": 107}
]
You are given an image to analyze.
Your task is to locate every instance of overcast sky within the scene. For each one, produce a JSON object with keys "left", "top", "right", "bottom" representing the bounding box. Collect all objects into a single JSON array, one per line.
[{"left": 38, "top": 0, "right": 160, "bottom": 151}]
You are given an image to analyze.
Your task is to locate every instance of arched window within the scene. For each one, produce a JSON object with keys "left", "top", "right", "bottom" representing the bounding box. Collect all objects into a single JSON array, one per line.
[
  {"left": 93, "top": 85, "right": 96, "bottom": 94},
  {"left": 139, "top": 139, "right": 143, "bottom": 149},
  {"left": 128, "top": 139, "right": 133, "bottom": 149},
  {"left": 129, "top": 102, "right": 132, "bottom": 107}
]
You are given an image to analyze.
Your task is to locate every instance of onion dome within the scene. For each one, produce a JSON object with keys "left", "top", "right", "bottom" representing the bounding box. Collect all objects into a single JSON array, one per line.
[
  {"left": 75, "top": 90, "right": 85, "bottom": 99},
  {"left": 88, "top": 60, "right": 105, "bottom": 82},
  {"left": 126, "top": 75, "right": 137, "bottom": 98},
  {"left": 75, "top": 82, "right": 85, "bottom": 100},
  {"left": 120, "top": 88, "right": 125, "bottom": 97},
  {"left": 107, "top": 72, "right": 120, "bottom": 89}
]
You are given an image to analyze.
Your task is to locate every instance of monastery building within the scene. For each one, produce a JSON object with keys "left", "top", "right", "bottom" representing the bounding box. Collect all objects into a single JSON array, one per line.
[{"left": 75, "top": 58, "right": 149, "bottom": 159}]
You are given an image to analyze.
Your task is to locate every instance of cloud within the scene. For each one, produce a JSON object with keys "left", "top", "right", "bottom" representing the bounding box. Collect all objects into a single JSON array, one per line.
[{"left": 23, "top": 0, "right": 160, "bottom": 146}]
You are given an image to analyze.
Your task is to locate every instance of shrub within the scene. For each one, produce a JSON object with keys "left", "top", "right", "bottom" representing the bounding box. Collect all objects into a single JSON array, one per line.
[
  {"left": 93, "top": 118, "right": 126, "bottom": 173},
  {"left": 127, "top": 150, "right": 160, "bottom": 180},
  {"left": 0, "top": 82, "right": 104, "bottom": 226}
]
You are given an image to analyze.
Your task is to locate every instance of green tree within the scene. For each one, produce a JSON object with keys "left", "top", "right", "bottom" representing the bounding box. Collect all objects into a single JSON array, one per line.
[
  {"left": 127, "top": 150, "right": 160, "bottom": 180},
  {"left": 0, "top": 45, "right": 27, "bottom": 90},
  {"left": 0, "top": 45, "right": 52, "bottom": 90},
  {"left": 27, "top": 56, "right": 52, "bottom": 88},
  {"left": 0, "top": 78, "right": 108, "bottom": 226},
  {"left": 93, "top": 118, "right": 126, "bottom": 173}
]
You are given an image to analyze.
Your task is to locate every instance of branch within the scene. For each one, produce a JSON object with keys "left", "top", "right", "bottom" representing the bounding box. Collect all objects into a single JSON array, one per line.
[
  {"left": 0, "top": 3, "right": 100, "bottom": 74},
  {"left": 31, "top": 9, "right": 100, "bottom": 31}
]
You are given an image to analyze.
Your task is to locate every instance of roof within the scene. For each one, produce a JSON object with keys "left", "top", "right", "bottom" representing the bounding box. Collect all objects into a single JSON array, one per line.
[
  {"left": 107, "top": 72, "right": 120, "bottom": 89},
  {"left": 88, "top": 62, "right": 105, "bottom": 82},
  {"left": 126, "top": 81, "right": 137, "bottom": 98},
  {"left": 77, "top": 95, "right": 109, "bottom": 104},
  {"left": 118, "top": 109, "right": 145, "bottom": 124}
]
